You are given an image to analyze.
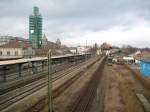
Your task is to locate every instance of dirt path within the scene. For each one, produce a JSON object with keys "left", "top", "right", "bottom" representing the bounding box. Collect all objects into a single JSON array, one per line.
[
  {"left": 92, "top": 63, "right": 149, "bottom": 112},
  {"left": 103, "top": 65, "right": 126, "bottom": 112},
  {"left": 113, "top": 64, "right": 150, "bottom": 112}
]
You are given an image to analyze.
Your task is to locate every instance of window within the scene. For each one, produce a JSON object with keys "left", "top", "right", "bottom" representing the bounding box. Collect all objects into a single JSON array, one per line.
[
  {"left": 7, "top": 51, "right": 10, "bottom": 56},
  {"left": 15, "top": 51, "right": 18, "bottom": 56},
  {"left": 0, "top": 51, "right": 2, "bottom": 55}
]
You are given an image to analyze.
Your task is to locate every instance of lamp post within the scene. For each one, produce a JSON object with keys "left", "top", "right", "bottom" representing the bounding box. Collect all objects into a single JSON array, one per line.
[{"left": 47, "top": 49, "right": 53, "bottom": 112}]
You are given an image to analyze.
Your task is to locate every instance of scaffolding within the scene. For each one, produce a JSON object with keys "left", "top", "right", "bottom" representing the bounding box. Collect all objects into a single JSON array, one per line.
[{"left": 29, "top": 6, "right": 42, "bottom": 49}]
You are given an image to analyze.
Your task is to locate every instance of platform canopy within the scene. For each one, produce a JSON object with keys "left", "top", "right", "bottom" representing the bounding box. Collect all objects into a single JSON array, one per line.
[{"left": 0, "top": 54, "right": 85, "bottom": 66}]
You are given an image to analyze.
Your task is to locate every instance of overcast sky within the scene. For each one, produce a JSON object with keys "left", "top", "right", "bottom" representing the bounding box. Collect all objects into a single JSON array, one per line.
[{"left": 0, "top": 0, "right": 150, "bottom": 47}]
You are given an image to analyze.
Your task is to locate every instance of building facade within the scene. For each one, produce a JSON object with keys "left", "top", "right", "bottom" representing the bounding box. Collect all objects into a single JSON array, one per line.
[
  {"left": 76, "top": 46, "right": 91, "bottom": 54},
  {"left": 100, "top": 42, "right": 112, "bottom": 56},
  {"left": 0, "top": 41, "right": 35, "bottom": 60},
  {"left": 29, "top": 6, "right": 42, "bottom": 49}
]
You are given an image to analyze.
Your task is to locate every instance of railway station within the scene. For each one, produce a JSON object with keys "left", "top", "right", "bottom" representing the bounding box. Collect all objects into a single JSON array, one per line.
[{"left": 0, "top": 51, "right": 150, "bottom": 112}]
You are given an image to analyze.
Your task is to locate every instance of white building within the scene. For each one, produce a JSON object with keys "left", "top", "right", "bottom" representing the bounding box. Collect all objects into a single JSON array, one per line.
[
  {"left": 0, "top": 41, "right": 34, "bottom": 60},
  {"left": 77, "top": 46, "right": 91, "bottom": 54},
  {"left": 77, "top": 46, "right": 85, "bottom": 54},
  {"left": 69, "top": 47, "right": 77, "bottom": 54}
]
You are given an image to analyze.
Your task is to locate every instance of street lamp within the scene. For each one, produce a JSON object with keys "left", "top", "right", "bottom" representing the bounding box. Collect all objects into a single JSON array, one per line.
[{"left": 47, "top": 49, "right": 53, "bottom": 112}]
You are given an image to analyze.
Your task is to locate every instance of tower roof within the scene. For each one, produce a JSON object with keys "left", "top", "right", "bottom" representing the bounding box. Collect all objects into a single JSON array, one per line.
[{"left": 33, "top": 6, "right": 40, "bottom": 15}]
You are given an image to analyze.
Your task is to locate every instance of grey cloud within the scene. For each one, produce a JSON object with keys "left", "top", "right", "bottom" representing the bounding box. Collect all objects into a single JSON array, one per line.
[{"left": 0, "top": 0, "right": 150, "bottom": 46}]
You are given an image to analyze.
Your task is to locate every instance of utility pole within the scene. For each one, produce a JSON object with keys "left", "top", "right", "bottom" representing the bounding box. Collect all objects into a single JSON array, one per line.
[
  {"left": 47, "top": 49, "right": 53, "bottom": 112},
  {"left": 85, "top": 38, "right": 87, "bottom": 61}
]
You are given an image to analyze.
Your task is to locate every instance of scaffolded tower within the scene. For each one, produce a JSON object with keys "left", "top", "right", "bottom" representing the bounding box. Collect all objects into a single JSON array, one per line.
[{"left": 29, "top": 6, "right": 42, "bottom": 49}]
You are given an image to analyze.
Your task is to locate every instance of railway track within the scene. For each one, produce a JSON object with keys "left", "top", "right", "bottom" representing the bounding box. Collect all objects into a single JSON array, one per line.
[
  {"left": 70, "top": 57, "right": 105, "bottom": 112},
  {"left": 1, "top": 61, "right": 74, "bottom": 81},
  {"left": 26, "top": 57, "right": 101, "bottom": 112},
  {"left": 0, "top": 61, "right": 78, "bottom": 95},
  {"left": 0, "top": 57, "right": 99, "bottom": 112}
]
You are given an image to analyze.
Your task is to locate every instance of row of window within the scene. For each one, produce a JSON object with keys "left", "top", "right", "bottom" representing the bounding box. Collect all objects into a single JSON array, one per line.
[{"left": 0, "top": 51, "right": 18, "bottom": 56}]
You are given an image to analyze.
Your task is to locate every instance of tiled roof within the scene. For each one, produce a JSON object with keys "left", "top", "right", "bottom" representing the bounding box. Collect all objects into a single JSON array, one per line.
[{"left": 0, "top": 41, "right": 29, "bottom": 49}]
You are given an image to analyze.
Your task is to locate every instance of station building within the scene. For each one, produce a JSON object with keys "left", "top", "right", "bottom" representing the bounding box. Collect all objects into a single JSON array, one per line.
[{"left": 0, "top": 41, "right": 34, "bottom": 60}]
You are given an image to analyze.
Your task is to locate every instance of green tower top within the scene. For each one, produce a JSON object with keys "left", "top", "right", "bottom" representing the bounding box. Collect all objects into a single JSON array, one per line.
[{"left": 33, "top": 6, "right": 40, "bottom": 15}]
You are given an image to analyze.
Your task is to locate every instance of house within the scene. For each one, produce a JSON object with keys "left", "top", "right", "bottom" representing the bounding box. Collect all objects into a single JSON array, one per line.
[
  {"left": 76, "top": 46, "right": 91, "bottom": 54},
  {"left": 99, "top": 42, "right": 112, "bottom": 56},
  {"left": 0, "top": 41, "right": 34, "bottom": 60}
]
